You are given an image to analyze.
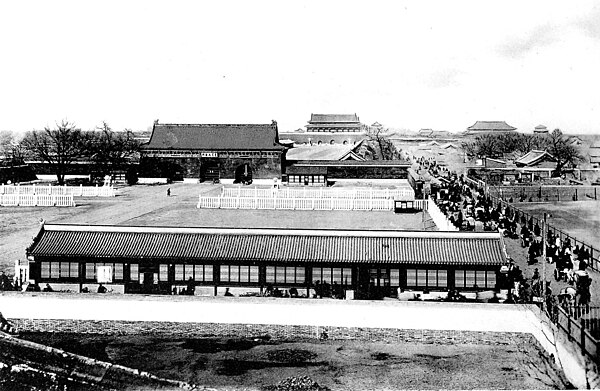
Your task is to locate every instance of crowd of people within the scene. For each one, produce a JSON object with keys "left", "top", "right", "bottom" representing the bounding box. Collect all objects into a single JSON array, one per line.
[{"left": 430, "top": 169, "right": 594, "bottom": 309}]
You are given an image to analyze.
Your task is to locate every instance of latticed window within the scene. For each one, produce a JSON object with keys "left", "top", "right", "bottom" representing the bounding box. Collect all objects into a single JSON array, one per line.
[
  {"left": 40, "top": 262, "right": 79, "bottom": 278},
  {"left": 266, "top": 266, "right": 306, "bottom": 284},
  {"left": 406, "top": 269, "right": 448, "bottom": 288},
  {"left": 174, "top": 264, "right": 213, "bottom": 282},
  {"left": 455, "top": 270, "right": 496, "bottom": 289},
  {"left": 220, "top": 265, "right": 259, "bottom": 283}
]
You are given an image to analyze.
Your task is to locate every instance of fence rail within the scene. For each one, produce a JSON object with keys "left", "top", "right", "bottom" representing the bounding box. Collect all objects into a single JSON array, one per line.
[
  {"left": 198, "top": 196, "right": 397, "bottom": 211},
  {"left": 220, "top": 186, "right": 415, "bottom": 200},
  {"left": 488, "top": 196, "right": 600, "bottom": 273},
  {"left": 0, "top": 194, "right": 75, "bottom": 207},
  {"left": 427, "top": 198, "right": 458, "bottom": 231},
  {"left": 490, "top": 185, "right": 599, "bottom": 202},
  {"left": 551, "top": 304, "right": 600, "bottom": 360},
  {"left": 0, "top": 184, "right": 115, "bottom": 197},
  {"left": 466, "top": 177, "right": 600, "bottom": 274}
]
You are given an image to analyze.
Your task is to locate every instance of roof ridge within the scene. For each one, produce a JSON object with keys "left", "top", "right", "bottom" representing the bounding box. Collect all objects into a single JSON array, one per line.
[
  {"left": 41, "top": 224, "right": 501, "bottom": 239},
  {"left": 157, "top": 123, "right": 274, "bottom": 127}
]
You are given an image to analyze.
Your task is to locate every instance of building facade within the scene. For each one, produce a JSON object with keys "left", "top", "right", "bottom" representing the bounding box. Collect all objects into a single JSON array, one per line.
[
  {"left": 140, "top": 121, "right": 286, "bottom": 182},
  {"left": 26, "top": 224, "right": 506, "bottom": 299},
  {"left": 465, "top": 121, "right": 517, "bottom": 136},
  {"left": 306, "top": 114, "right": 364, "bottom": 133}
]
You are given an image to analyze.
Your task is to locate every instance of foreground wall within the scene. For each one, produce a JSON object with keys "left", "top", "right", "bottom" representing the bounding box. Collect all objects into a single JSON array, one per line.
[{"left": 0, "top": 293, "right": 593, "bottom": 388}]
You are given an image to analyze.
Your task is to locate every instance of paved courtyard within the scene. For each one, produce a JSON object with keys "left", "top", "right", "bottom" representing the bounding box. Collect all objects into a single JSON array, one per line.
[{"left": 0, "top": 183, "right": 431, "bottom": 272}]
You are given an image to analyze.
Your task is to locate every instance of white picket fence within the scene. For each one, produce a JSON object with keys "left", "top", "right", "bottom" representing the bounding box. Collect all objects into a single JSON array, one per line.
[
  {"left": 198, "top": 196, "right": 396, "bottom": 211},
  {"left": 221, "top": 186, "right": 414, "bottom": 200},
  {"left": 0, "top": 194, "right": 75, "bottom": 207},
  {"left": 0, "top": 184, "right": 115, "bottom": 197}
]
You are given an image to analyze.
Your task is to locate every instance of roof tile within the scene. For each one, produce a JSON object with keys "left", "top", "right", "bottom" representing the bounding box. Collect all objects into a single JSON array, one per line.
[{"left": 29, "top": 226, "right": 505, "bottom": 266}]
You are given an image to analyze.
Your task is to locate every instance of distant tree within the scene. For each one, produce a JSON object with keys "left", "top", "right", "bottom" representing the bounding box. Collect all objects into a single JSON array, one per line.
[
  {"left": 462, "top": 133, "right": 548, "bottom": 159},
  {"left": 365, "top": 127, "right": 399, "bottom": 160},
  {"left": 88, "top": 121, "right": 140, "bottom": 177},
  {"left": 546, "top": 128, "right": 583, "bottom": 176},
  {"left": 515, "top": 133, "right": 545, "bottom": 155},
  {"left": 20, "top": 120, "right": 86, "bottom": 185},
  {"left": 0, "top": 131, "right": 22, "bottom": 164}
]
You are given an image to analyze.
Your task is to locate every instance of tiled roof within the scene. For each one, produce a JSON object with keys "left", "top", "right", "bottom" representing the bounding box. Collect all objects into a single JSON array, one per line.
[
  {"left": 293, "top": 160, "right": 411, "bottom": 167},
  {"left": 515, "top": 150, "right": 556, "bottom": 166},
  {"left": 277, "top": 133, "right": 366, "bottom": 145},
  {"left": 143, "top": 122, "right": 285, "bottom": 151},
  {"left": 467, "top": 121, "right": 516, "bottom": 131},
  {"left": 285, "top": 145, "right": 364, "bottom": 161},
  {"left": 286, "top": 165, "right": 328, "bottom": 175},
  {"left": 29, "top": 225, "right": 506, "bottom": 266},
  {"left": 309, "top": 114, "right": 360, "bottom": 123}
]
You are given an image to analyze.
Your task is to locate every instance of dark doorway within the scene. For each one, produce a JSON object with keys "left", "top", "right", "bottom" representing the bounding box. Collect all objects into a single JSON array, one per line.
[
  {"left": 234, "top": 163, "right": 253, "bottom": 185},
  {"left": 142, "top": 272, "right": 154, "bottom": 293},
  {"left": 201, "top": 162, "right": 220, "bottom": 183}
]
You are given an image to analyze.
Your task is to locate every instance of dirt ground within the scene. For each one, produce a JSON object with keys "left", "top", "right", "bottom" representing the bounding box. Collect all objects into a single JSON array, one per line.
[
  {"left": 0, "top": 183, "right": 431, "bottom": 273},
  {"left": 20, "top": 333, "right": 566, "bottom": 390},
  {"left": 515, "top": 200, "right": 600, "bottom": 247}
]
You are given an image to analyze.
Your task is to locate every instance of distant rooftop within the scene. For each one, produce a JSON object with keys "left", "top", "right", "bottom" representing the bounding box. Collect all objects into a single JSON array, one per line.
[
  {"left": 309, "top": 114, "right": 360, "bottom": 124},
  {"left": 466, "top": 121, "right": 516, "bottom": 133}
]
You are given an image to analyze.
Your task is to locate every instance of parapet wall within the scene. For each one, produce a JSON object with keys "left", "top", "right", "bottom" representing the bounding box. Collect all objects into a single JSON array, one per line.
[{"left": 0, "top": 292, "right": 592, "bottom": 388}]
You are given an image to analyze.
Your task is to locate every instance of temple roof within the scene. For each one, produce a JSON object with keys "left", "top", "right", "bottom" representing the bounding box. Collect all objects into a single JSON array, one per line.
[
  {"left": 515, "top": 150, "right": 556, "bottom": 167},
  {"left": 467, "top": 121, "right": 516, "bottom": 132},
  {"left": 309, "top": 114, "right": 360, "bottom": 124},
  {"left": 29, "top": 224, "right": 506, "bottom": 266},
  {"left": 143, "top": 121, "right": 285, "bottom": 151}
]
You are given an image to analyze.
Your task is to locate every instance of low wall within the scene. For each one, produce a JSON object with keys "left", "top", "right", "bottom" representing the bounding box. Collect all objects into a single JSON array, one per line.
[
  {"left": 0, "top": 293, "right": 592, "bottom": 388},
  {"left": 137, "top": 177, "right": 168, "bottom": 184}
]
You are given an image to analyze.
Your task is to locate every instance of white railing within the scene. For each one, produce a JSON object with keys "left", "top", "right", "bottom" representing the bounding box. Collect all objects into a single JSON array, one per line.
[
  {"left": 0, "top": 184, "right": 115, "bottom": 197},
  {"left": 0, "top": 194, "right": 75, "bottom": 207},
  {"left": 220, "top": 186, "right": 414, "bottom": 200},
  {"left": 427, "top": 198, "right": 458, "bottom": 231},
  {"left": 198, "top": 196, "right": 395, "bottom": 211}
]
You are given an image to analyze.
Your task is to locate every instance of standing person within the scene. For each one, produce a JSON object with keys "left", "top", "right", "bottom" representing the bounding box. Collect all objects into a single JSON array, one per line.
[
  {"left": 0, "top": 272, "right": 11, "bottom": 291},
  {"left": 167, "top": 188, "right": 171, "bottom": 197},
  {"left": 186, "top": 277, "right": 195, "bottom": 296}
]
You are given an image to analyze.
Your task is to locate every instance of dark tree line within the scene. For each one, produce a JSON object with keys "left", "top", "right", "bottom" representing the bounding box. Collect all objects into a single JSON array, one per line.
[
  {"left": 18, "top": 120, "right": 140, "bottom": 185},
  {"left": 461, "top": 129, "right": 583, "bottom": 176}
]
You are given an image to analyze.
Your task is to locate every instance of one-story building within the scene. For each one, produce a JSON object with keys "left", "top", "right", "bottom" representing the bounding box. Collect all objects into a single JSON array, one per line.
[
  {"left": 140, "top": 120, "right": 286, "bottom": 183},
  {"left": 26, "top": 224, "right": 506, "bottom": 299}
]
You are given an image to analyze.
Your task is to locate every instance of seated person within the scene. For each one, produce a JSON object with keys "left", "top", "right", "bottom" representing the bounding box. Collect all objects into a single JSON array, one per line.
[
  {"left": 42, "top": 283, "right": 53, "bottom": 292},
  {"left": 224, "top": 288, "right": 234, "bottom": 296},
  {"left": 289, "top": 287, "right": 299, "bottom": 298}
]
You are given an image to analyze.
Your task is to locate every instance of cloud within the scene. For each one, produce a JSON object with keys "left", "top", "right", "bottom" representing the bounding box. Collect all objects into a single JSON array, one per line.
[
  {"left": 574, "top": 5, "right": 600, "bottom": 40},
  {"left": 425, "top": 68, "right": 463, "bottom": 89},
  {"left": 498, "top": 23, "right": 561, "bottom": 58}
]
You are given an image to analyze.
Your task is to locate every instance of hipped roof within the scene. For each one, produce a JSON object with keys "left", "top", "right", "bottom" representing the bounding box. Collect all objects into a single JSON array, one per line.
[
  {"left": 28, "top": 224, "right": 506, "bottom": 266},
  {"left": 144, "top": 122, "right": 285, "bottom": 151}
]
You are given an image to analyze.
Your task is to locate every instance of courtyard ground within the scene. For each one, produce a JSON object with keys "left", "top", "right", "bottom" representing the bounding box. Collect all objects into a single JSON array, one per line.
[
  {"left": 514, "top": 200, "right": 600, "bottom": 247},
  {"left": 0, "top": 183, "right": 431, "bottom": 273},
  {"left": 20, "top": 333, "right": 564, "bottom": 390}
]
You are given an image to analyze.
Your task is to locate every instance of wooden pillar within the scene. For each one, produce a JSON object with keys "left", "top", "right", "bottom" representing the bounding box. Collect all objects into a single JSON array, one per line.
[
  {"left": 306, "top": 266, "right": 313, "bottom": 298},
  {"left": 213, "top": 263, "right": 220, "bottom": 296}
]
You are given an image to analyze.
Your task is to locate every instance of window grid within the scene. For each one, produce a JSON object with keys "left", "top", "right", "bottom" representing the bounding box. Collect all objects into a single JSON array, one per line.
[
  {"left": 40, "top": 262, "right": 80, "bottom": 279},
  {"left": 312, "top": 267, "right": 352, "bottom": 286},
  {"left": 221, "top": 265, "right": 259, "bottom": 283}
]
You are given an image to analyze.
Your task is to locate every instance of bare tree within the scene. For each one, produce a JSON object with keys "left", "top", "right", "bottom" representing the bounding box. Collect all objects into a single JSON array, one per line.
[
  {"left": 20, "top": 120, "right": 86, "bottom": 185},
  {"left": 365, "top": 127, "right": 399, "bottom": 160},
  {"left": 88, "top": 121, "right": 140, "bottom": 177},
  {"left": 547, "top": 128, "right": 583, "bottom": 176}
]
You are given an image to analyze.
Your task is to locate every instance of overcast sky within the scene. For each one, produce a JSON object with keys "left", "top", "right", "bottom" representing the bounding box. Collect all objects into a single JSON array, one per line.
[{"left": 1, "top": 1, "right": 599, "bottom": 134}]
